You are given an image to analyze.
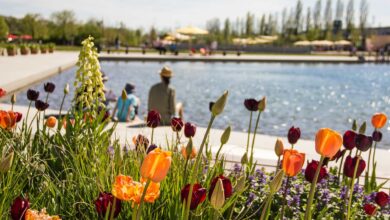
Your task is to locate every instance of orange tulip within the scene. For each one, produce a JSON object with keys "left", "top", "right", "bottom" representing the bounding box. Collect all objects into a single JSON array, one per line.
[
  {"left": 25, "top": 208, "right": 61, "bottom": 220},
  {"left": 140, "top": 148, "right": 172, "bottom": 183},
  {"left": 282, "top": 149, "right": 305, "bottom": 177},
  {"left": 371, "top": 113, "right": 387, "bottom": 129},
  {"left": 181, "top": 146, "right": 197, "bottom": 159},
  {"left": 315, "top": 128, "right": 342, "bottom": 158},
  {"left": 112, "top": 175, "right": 160, "bottom": 205},
  {"left": 46, "top": 116, "right": 57, "bottom": 128},
  {"left": 0, "top": 110, "right": 16, "bottom": 129}
]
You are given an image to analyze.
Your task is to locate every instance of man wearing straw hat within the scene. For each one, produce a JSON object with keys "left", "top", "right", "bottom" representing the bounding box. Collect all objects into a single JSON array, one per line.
[{"left": 148, "top": 66, "right": 181, "bottom": 125}]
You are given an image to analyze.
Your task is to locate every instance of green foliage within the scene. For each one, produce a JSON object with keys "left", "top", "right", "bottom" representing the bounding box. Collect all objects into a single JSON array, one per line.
[{"left": 0, "top": 16, "right": 8, "bottom": 40}]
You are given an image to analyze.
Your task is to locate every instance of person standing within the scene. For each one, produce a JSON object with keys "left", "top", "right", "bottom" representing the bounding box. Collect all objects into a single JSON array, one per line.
[{"left": 148, "top": 66, "right": 176, "bottom": 125}]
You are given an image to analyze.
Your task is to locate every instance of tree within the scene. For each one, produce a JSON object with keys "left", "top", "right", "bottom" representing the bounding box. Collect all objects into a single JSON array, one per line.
[
  {"left": 51, "top": 10, "right": 77, "bottom": 44},
  {"left": 21, "top": 14, "right": 48, "bottom": 39},
  {"left": 281, "top": 8, "right": 288, "bottom": 37},
  {"left": 313, "top": 0, "right": 322, "bottom": 30},
  {"left": 245, "top": 12, "right": 254, "bottom": 37},
  {"left": 294, "top": 0, "right": 303, "bottom": 35},
  {"left": 345, "top": 0, "right": 355, "bottom": 40},
  {"left": 324, "top": 0, "right": 333, "bottom": 39},
  {"left": 259, "top": 14, "right": 266, "bottom": 35},
  {"left": 0, "top": 16, "right": 9, "bottom": 40},
  {"left": 223, "top": 18, "right": 231, "bottom": 43},
  {"left": 335, "top": 0, "right": 344, "bottom": 20},
  {"left": 359, "top": 0, "right": 369, "bottom": 49}
]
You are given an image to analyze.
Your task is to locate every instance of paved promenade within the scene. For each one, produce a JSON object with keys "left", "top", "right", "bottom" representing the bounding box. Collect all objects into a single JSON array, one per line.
[
  {"left": 0, "top": 52, "right": 78, "bottom": 96},
  {"left": 99, "top": 52, "right": 376, "bottom": 63}
]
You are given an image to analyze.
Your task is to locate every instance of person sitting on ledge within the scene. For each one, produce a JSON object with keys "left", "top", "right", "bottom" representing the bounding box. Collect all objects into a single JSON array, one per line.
[
  {"left": 148, "top": 66, "right": 183, "bottom": 125},
  {"left": 111, "top": 83, "right": 138, "bottom": 122}
]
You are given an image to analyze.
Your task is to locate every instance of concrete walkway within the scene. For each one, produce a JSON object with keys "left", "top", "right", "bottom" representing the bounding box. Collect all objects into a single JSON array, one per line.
[
  {"left": 99, "top": 52, "right": 379, "bottom": 63},
  {"left": 0, "top": 52, "right": 78, "bottom": 95}
]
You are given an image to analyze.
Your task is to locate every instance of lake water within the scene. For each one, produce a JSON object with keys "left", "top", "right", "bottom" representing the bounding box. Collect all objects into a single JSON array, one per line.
[{"left": 14, "top": 61, "right": 390, "bottom": 148}]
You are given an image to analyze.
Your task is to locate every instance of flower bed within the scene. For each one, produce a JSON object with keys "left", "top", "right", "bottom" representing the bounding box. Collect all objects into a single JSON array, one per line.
[{"left": 0, "top": 37, "right": 389, "bottom": 219}]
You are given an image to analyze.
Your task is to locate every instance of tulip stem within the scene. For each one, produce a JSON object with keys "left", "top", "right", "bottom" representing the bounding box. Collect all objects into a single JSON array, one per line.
[
  {"left": 57, "top": 93, "right": 67, "bottom": 130},
  {"left": 215, "top": 143, "right": 224, "bottom": 161},
  {"left": 276, "top": 156, "right": 281, "bottom": 172},
  {"left": 109, "top": 197, "right": 117, "bottom": 220},
  {"left": 346, "top": 151, "right": 362, "bottom": 219},
  {"left": 249, "top": 111, "right": 261, "bottom": 169},
  {"left": 304, "top": 156, "right": 324, "bottom": 220},
  {"left": 246, "top": 112, "right": 253, "bottom": 158},
  {"left": 136, "top": 179, "right": 151, "bottom": 220},
  {"left": 280, "top": 176, "right": 290, "bottom": 220},
  {"left": 260, "top": 193, "right": 273, "bottom": 220},
  {"left": 371, "top": 140, "right": 378, "bottom": 175},
  {"left": 175, "top": 131, "right": 180, "bottom": 152},
  {"left": 150, "top": 128, "right": 155, "bottom": 145},
  {"left": 337, "top": 153, "right": 346, "bottom": 182},
  {"left": 184, "top": 115, "right": 215, "bottom": 220}
]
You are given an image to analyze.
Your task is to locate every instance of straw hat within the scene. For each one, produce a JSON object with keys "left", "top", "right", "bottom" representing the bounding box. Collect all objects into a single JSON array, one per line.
[{"left": 159, "top": 66, "right": 173, "bottom": 78}]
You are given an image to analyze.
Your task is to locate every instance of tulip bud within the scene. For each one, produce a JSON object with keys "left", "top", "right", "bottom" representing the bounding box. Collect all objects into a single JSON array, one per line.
[
  {"left": 269, "top": 169, "right": 285, "bottom": 193},
  {"left": 220, "top": 126, "right": 231, "bottom": 145},
  {"left": 186, "top": 138, "right": 193, "bottom": 158},
  {"left": 241, "top": 152, "right": 248, "bottom": 164},
  {"left": 352, "top": 119, "right": 357, "bottom": 131},
  {"left": 210, "top": 179, "right": 225, "bottom": 209},
  {"left": 64, "top": 83, "right": 69, "bottom": 94},
  {"left": 258, "top": 96, "right": 266, "bottom": 111},
  {"left": 121, "top": 89, "right": 127, "bottom": 100},
  {"left": 234, "top": 176, "right": 246, "bottom": 193},
  {"left": 359, "top": 121, "right": 366, "bottom": 134},
  {"left": 11, "top": 94, "right": 16, "bottom": 104},
  {"left": 0, "top": 151, "right": 14, "bottom": 173},
  {"left": 372, "top": 130, "right": 382, "bottom": 142},
  {"left": 211, "top": 91, "right": 228, "bottom": 117},
  {"left": 274, "top": 138, "right": 284, "bottom": 157}
]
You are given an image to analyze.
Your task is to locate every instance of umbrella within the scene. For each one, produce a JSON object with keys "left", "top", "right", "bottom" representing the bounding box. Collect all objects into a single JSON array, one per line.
[
  {"left": 176, "top": 26, "right": 208, "bottom": 35},
  {"left": 294, "top": 41, "right": 311, "bottom": 46},
  {"left": 20, "top": 35, "right": 33, "bottom": 40},
  {"left": 334, "top": 40, "right": 352, "bottom": 46},
  {"left": 7, "top": 34, "right": 18, "bottom": 41},
  {"left": 311, "top": 40, "right": 334, "bottom": 46},
  {"left": 176, "top": 26, "right": 208, "bottom": 53}
]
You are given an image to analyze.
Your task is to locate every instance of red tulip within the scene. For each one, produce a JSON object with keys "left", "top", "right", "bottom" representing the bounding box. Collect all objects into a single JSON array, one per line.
[
  {"left": 146, "top": 110, "right": 161, "bottom": 128},
  {"left": 184, "top": 122, "right": 196, "bottom": 138},
  {"left": 305, "top": 160, "right": 328, "bottom": 183},
  {"left": 44, "top": 82, "right": 56, "bottom": 93},
  {"left": 181, "top": 183, "right": 207, "bottom": 210},
  {"left": 35, "top": 100, "right": 49, "bottom": 111},
  {"left": 0, "top": 88, "right": 6, "bottom": 97},
  {"left": 209, "top": 175, "right": 233, "bottom": 199},
  {"left": 375, "top": 191, "right": 389, "bottom": 208},
  {"left": 26, "top": 89, "right": 39, "bottom": 101},
  {"left": 244, "top": 99, "right": 259, "bottom": 111},
  {"left": 372, "top": 131, "right": 382, "bottom": 142},
  {"left": 343, "top": 155, "right": 366, "bottom": 178},
  {"left": 355, "top": 134, "right": 373, "bottom": 152},
  {"left": 171, "top": 117, "right": 184, "bottom": 132},
  {"left": 10, "top": 196, "right": 30, "bottom": 220},
  {"left": 14, "top": 112, "right": 23, "bottom": 123},
  {"left": 363, "top": 203, "right": 377, "bottom": 216},
  {"left": 94, "top": 192, "right": 122, "bottom": 218},
  {"left": 343, "top": 130, "right": 356, "bottom": 150},
  {"left": 287, "top": 126, "right": 301, "bottom": 145},
  {"left": 330, "top": 149, "right": 346, "bottom": 162}
]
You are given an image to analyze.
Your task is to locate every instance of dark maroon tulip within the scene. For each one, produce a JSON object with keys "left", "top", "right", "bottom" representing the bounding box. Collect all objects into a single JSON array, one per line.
[
  {"left": 244, "top": 99, "right": 259, "bottom": 111},
  {"left": 305, "top": 160, "right": 328, "bottom": 183},
  {"left": 375, "top": 191, "right": 389, "bottom": 207},
  {"left": 171, "top": 117, "right": 184, "bottom": 132},
  {"left": 355, "top": 134, "right": 373, "bottom": 152},
  {"left": 209, "top": 102, "right": 215, "bottom": 112},
  {"left": 26, "top": 89, "right": 39, "bottom": 101},
  {"left": 363, "top": 203, "right": 377, "bottom": 216},
  {"left": 372, "top": 131, "right": 382, "bottom": 142},
  {"left": 94, "top": 192, "right": 121, "bottom": 218},
  {"left": 146, "top": 144, "right": 158, "bottom": 154},
  {"left": 146, "top": 110, "right": 161, "bottom": 128},
  {"left": 10, "top": 196, "right": 30, "bottom": 220},
  {"left": 135, "top": 135, "right": 149, "bottom": 151},
  {"left": 343, "top": 155, "right": 366, "bottom": 178},
  {"left": 287, "top": 126, "right": 301, "bottom": 145},
  {"left": 35, "top": 100, "right": 49, "bottom": 111},
  {"left": 330, "top": 149, "right": 346, "bottom": 162},
  {"left": 209, "top": 175, "right": 233, "bottom": 199},
  {"left": 14, "top": 112, "right": 23, "bottom": 123},
  {"left": 184, "top": 122, "right": 196, "bottom": 138},
  {"left": 181, "top": 183, "right": 207, "bottom": 210},
  {"left": 343, "top": 130, "right": 357, "bottom": 150},
  {"left": 44, "top": 82, "right": 56, "bottom": 93}
]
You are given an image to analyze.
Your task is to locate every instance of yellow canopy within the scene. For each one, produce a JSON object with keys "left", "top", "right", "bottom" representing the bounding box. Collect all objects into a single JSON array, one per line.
[
  {"left": 294, "top": 41, "right": 311, "bottom": 46},
  {"left": 176, "top": 26, "right": 208, "bottom": 35},
  {"left": 311, "top": 40, "right": 334, "bottom": 46},
  {"left": 334, "top": 40, "right": 352, "bottom": 46}
]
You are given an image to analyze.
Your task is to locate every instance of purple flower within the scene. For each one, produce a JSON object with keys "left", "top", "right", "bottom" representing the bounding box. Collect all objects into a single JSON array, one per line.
[
  {"left": 246, "top": 192, "right": 256, "bottom": 206},
  {"left": 107, "top": 146, "right": 115, "bottom": 157}
]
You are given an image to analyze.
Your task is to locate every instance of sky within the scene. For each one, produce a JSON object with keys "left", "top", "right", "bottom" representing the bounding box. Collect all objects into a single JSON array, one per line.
[{"left": 1, "top": 0, "right": 390, "bottom": 30}]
